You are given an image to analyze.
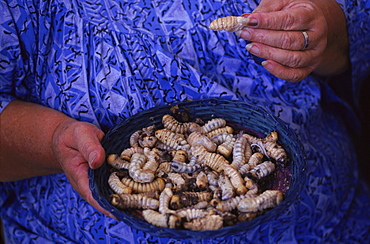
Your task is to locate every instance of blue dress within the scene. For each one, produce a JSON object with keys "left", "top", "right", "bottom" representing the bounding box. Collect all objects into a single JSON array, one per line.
[{"left": 0, "top": 0, "right": 369, "bottom": 243}]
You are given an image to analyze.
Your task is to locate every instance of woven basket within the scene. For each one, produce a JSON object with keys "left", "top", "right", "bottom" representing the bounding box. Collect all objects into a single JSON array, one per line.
[{"left": 89, "top": 98, "right": 306, "bottom": 240}]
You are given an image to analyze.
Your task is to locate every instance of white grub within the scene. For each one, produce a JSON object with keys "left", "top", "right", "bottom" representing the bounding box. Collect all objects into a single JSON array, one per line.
[
  {"left": 249, "top": 161, "right": 276, "bottom": 179},
  {"left": 215, "top": 194, "right": 255, "bottom": 212},
  {"left": 230, "top": 136, "right": 249, "bottom": 170},
  {"left": 206, "top": 126, "right": 234, "bottom": 139},
  {"left": 155, "top": 129, "right": 190, "bottom": 151},
  {"left": 108, "top": 172, "right": 132, "bottom": 194},
  {"left": 129, "top": 129, "right": 142, "bottom": 147},
  {"left": 201, "top": 118, "right": 227, "bottom": 134},
  {"left": 244, "top": 176, "right": 259, "bottom": 195},
  {"left": 206, "top": 170, "right": 219, "bottom": 186},
  {"left": 162, "top": 114, "right": 192, "bottom": 134},
  {"left": 170, "top": 160, "right": 200, "bottom": 173},
  {"left": 111, "top": 193, "right": 159, "bottom": 210},
  {"left": 121, "top": 177, "right": 165, "bottom": 193},
  {"left": 248, "top": 152, "right": 264, "bottom": 168},
  {"left": 183, "top": 214, "right": 223, "bottom": 231},
  {"left": 191, "top": 145, "right": 228, "bottom": 173},
  {"left": 238, "top": 190, "right": 283, "bottom": 213},
  {"left": 211, "top": 132, "right": 236, "bottom": 157},
  {"left": 209, "top": 16, "right": 250, "bottom": 32},
  {"left": 142, "top": 209, "right": 180, "bottom": 228},
  {"left": 143, "top": 147, "right": 160, "bottom": 174},
  {"left": 159, "top": 187, "right": 176, "bottom": 214},
  {"left": 223, "top": 165, "right": 247, "bottom": 195},
  {"left": 195, "top": 171, "right": 209, "bottom": 190},
  {"left": 176, "top": 208, "right": 214, "bottom": 222},
  {"left": 128, "top": 153, "right": 155, "bottom": 183},
  {"left": 166, "top": 172, "right": 187, "bottom": 191},
  {"left": 120, "top": 146, "right": 144, "bottom": 161},
  {"left": 107, "top": 154, "right": 130, "bottom": 170},
  {"left": 244, "top": 131, "right": 288, "bottom": 164},
  {"left": 218, "top": 172, "right": 234, "bottom": 200},
  {"left": 187, "top": 131, "right": 217, "bottom": 152}
]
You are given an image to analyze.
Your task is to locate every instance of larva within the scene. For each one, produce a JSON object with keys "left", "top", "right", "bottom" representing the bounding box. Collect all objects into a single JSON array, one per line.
[{"left": 209, "top": 16, "right": 250, "bottom": 32}]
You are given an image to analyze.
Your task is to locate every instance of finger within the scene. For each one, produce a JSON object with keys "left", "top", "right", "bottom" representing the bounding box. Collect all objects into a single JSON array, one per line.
[
  {"left": 246, "top": 42, "right": 320, "bottom": 68},
  {"left": 238, "top": 28, "right": 316, "bottom": 51},
  {"left": 246, "top": 4, "right": 317, "bottom": 30},
  {"left": 261, "top": 60, "right": 313, "bottom": 82},
  {"left": 66, "top": 158, "right": 116, "bottom": 219}
]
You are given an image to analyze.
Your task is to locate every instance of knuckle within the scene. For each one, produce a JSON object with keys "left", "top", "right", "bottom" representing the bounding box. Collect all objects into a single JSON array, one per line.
[
  {"left": 287, "top": 53, "right": 302, "bottom": 68},
  {"left": 280, "top": 33, "right": 296, "bottom": 49}
]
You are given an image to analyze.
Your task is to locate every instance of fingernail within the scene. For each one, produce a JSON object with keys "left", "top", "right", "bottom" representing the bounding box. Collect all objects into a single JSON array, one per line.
[
  {"left": 261, "top": 60, "right": 272, "bottom": 70},
  {"left": 235, "top": 30, "right": 241, "bottom": 37},
  {"left": 246, "top": 43, "right": 260, "bottom": 55},
  {"left": 247, "top": 17, "right": 258, "bottom": 27},
  {"left": 89, "top": 152, "right": 97, "bottom": 168}
]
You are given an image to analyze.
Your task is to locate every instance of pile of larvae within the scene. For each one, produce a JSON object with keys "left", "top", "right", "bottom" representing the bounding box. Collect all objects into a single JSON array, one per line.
[{"left": 106, "top": 108, "right": 288, "bottom": 231}]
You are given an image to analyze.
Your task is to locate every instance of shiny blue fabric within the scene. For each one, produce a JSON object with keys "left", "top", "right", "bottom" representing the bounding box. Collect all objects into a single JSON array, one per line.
[{"left": 0, "top": 0, "right": 370, "bottom": 243}]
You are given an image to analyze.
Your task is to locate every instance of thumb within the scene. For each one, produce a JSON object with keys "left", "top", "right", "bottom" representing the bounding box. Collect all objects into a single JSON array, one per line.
[{"left": 73, "top": 123, "right": 106, "bottom": 169}]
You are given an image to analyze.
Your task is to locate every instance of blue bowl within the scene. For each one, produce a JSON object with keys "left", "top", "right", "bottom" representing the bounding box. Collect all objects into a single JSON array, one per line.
[{"left": 89, "top": 98, "right": 306, "bottom": 240}]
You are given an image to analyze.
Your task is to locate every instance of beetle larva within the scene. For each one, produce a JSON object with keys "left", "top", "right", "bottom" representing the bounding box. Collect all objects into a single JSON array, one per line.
[
  {"left": 142, "top": 148, "right": 160, "bottom": 174},
  {"left": 248, "top": 152, "right": 264, "bottom": 168},
  {"left": 155, "top": 129, "right": 191, "bottom": 151},
  {"left": 166, "top": 172, "right": 187, "bottom": 191},
  {"left": 230, "top": 136, "right": 249, "bottom": 170},
  {"left": 107, "top": 154, "right": 130, "bottom": 170},
  {"left": 237, "top": 190, "right": 283, "bottom": 213},
  {"left": 209, "top": 16, "right": 250, "bottom": 32},
  {"left": 108, "top": 172, "right": 132, "bottom": 194},
  {"left": 244, "top": 131, "right": 288, "bottom": 164},
  {"left": 111, "top": 193, "right": 159, "bottom": 210},
  {"left": 201, "top": 118, "right": 227, "bottom": 134},
  {"left": 187, "top": 131, "right": 217, "bottom": 152},
  {"left": 218, "top": 173, "right": 234, "bottom": 200},
  {"left": 211, "top": 132, "right": 236, "bottom": 157},
  {"left": 120, "top": 146, "right": 144, "bottom": 161},
  {"left": 142, "top": 209, "right": 180, "bottom": 229},
  {"left": 159, "top": 187, "right": 176, "bottom": 214},
  {"left": 249, "top": 161, "right": 275, "bottom": 179},
  {"left": 176, "top": 208, "right": 213, "bottom": 222},
  {"left": 206, "top": 126, "right": 234, "bottom": 138},
  {"left": 183, "top": 214, "right": 224, "bottom": 231},
  {"left": 223, "top": 165, "right": 247, "bottom": 195},
  {"left": 191, "top": 145, "right": 228, "bottom": 172},
  {"left": 162, "top": 114, "right": 193, "bottom": 134},
  {"left": 121, "top": 177, "right": 165, "bottom": 193},
  {"left": 215, "top": 194, "right": 255, "bottom": 212},
  {"left": 195, "top": 171, "right": 209, "bottom": 190},
  {"left": 128, "top": 153, "right": 155, "bottom": 183},
  {"left": 171, "top": 160, "right": 200, "bottom": 174}
]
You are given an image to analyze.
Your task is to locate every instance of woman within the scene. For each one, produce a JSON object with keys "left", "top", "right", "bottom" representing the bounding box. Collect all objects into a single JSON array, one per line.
[{"left": 1, "top": 0, "right": 369, "bottom": 242}]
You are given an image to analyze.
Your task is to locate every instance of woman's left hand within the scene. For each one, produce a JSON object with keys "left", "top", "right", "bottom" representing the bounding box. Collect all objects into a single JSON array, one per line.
[{"left": 237, "top": 0, "right": 349, "bottom": 82}]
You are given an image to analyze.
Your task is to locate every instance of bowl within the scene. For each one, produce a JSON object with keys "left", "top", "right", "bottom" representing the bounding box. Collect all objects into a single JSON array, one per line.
[{"left": 89, "top": 98, "right": 306, "bottom": 240}]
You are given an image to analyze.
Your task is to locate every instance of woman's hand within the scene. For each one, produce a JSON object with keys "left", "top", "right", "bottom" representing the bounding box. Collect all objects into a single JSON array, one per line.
[
  {"left": 237, "top": 0, "right": 349, "bottom": 82},
  {"left": 0, "top": 100, "right": 113, "bottom": 218},
  {"left": 52, "top": 120, "right": 113, "bottom": 217}
]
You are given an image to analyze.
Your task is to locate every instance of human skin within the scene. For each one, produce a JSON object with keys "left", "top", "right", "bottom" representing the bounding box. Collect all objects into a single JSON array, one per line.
[
  {"left": 237, "top": 0, "right": 349, "bottom": 82},
  {"left": 0, "top": 0, "right": 349, "bottom": 216},
  {"left": 0, "top": 100, "right": 112, "bottom": 217}
]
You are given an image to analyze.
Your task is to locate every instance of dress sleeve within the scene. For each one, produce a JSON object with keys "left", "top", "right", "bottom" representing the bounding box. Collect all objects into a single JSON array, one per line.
[
  {"left": 336, "top": 0, "right": 370, "bottom": 102},
  {"left": 0, "top": 0, "right": 29, "bottom": 113}
]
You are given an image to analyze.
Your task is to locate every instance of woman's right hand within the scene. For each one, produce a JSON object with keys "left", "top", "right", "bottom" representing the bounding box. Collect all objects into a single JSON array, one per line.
[{"left": 52, "top": 119, "right": 114, "bottom": 218}]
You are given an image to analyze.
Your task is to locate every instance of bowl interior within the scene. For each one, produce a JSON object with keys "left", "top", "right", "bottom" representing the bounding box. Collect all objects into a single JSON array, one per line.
[{"left": 89, "top": 98, "right": 306, "bottom": 240}]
